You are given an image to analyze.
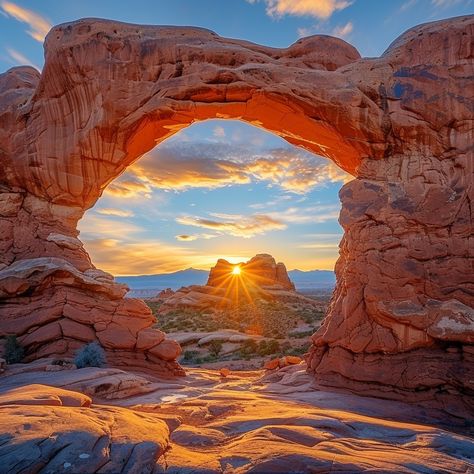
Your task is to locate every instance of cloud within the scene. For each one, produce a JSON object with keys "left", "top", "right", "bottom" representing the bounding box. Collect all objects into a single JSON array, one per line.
[
  {"left": 331, "top": 21, "right": 353, "bottom": 39},
  {"left": 104, "top": 178, "right": 153, "bottom": 199},
  {"left": 267, "top": 204, "right": 340, "bottom": 224},
  {"left": 78, "top": 215, "right": 144, "bottom": 239},
  {"left": 213, "top": 125, "right": 226, "bottom": 138},
  {"left": 431, "top": 0, "right": 463, "bottom": 7},
  {"left": 399, "top": 0, "right": 418, "bottom": 11},
  {"left": 298, "top": 19, "right": 354, "bottom": 39},
  {"left": 1, "top": 1, "right": 51, "bottom": 42},
  {"left": 96, "top": 208, "right": 134, "bottom": 218},
  {"left": 4, "top": 47, "right": 40, "bottom": 70},
  {"left": 176, "top": 213, "right": 287, "bottom": 238},
  {"left": 176, "top": 234, "right": 198, "bottom": 241},
  {"left": 82, "top": 237, "right": 199, "bottom": 275},
  {"left": 248, "top": 0, "right": 353, "bottom": 19},
  {"left": 114, "top": 142, "right": 351, "bottom": 197},
  {"left": 175, "top": 233, "right": 218, "bottom": 241}
]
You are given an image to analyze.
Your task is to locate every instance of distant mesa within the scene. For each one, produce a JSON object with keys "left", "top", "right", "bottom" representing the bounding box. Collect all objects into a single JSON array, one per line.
[
  {"left": 207, "top": 254, "right": 295, "bottom": 291},
  {"left": 155, "top": 254, "right": 319, "bottom": 314}
]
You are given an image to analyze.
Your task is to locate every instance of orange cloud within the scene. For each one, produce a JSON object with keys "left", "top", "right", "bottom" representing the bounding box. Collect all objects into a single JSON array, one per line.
[
  {"left": 176, "top": 234, "right": 198, "bottom": 241},
  {"left": 1, "top": 1, "right": 51, "bottom": 42},
  {"left": 248, "top": 0, "right": 352, "bottom": 19},
  {"left": 176, "top": 213, "right": 287, "bottom": 238},
  {"left": 109, "top": 143, "right": 351, "bottom": 197},
  {"left": 105, "top": 178, "right": 153, "bottom": 198},
  {"left": 96, "top": 208, "right": 134, "bottom": 217}
]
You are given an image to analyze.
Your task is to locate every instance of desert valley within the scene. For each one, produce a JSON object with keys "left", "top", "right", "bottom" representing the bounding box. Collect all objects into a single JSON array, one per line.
[{"left": 0, "top": 1, "right": 473, "bottom": 473}]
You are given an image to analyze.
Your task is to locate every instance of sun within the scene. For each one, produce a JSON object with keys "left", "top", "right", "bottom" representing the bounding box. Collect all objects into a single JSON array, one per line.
[{"left": 232, "top": 265, "right": 241, "bottom": 275}]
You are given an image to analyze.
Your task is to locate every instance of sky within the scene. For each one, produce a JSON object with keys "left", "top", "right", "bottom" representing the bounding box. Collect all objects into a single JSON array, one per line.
[{"left": 1, "top": 0, "right": 472, "bottom": 275}]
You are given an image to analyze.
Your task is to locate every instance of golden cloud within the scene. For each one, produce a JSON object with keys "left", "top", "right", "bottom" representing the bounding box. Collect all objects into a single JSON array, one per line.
[
  {"left": 104, "top": 178, "right": 153, "bottom": 198},
  {"left": 176, "top": 213, "right": 287, "bottom": 238},
  {"left": 176, "top": 234, "right": 198, "bottom": 241},
  {"left": 248, "top": 0, "right": 352, "bottom": 19},
  {"left": 96, "top": 208, "right": 134, "bottom": 218},
  {"left": 108, "top": 143, "right": 352, "bottom": 197},
  {"left": 1, "top": 1, "right": 51, "bottom": 42}
]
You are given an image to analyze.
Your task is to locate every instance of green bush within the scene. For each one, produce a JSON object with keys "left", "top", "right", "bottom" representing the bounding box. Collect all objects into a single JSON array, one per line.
[
  {"left": 208, "top": 340, "right": 223, "bottom": 357},
  {"left": 239, "top": 339, "right": 258, "bottom": 358},
  {"left": 182, "top": 350, "right": 200, "bottom": 363},
  {"left": 74, "top": 342, "right": 106, "bottom": 369},
  {"left": 4, "top": 335, "right": 24, "bottom": 364}
]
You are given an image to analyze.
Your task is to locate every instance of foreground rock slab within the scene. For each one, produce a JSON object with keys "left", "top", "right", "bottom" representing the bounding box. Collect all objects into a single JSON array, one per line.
[{"left": 1, "top": 364, "right": 472, "bottom": 473}]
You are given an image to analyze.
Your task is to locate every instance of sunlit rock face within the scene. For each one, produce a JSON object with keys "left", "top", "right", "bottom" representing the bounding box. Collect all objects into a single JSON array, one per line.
[
  {"left": 207, "top": 254, "right": 295, "bottom": 291},
  {"left": 156, "top": 254, "right": 303, "bottom": 314},
  {"left": 0, "top": 16, "right": 472, "bottom": 406}
]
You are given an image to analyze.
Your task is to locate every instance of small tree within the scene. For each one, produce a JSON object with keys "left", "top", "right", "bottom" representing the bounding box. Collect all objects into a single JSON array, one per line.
[
  {"left": 208, "top": 340, "right": 223, "bottom": 358},
  {"left": 74, "top": 342, "right": 106, "bottom": 369},
  {"left": 4, "top": 335, "right": 24, "bottom": 364}
]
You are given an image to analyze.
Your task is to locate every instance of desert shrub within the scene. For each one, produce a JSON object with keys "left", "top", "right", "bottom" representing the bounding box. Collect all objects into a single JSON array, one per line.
[
  {"left": 288, "top": 329, "right": 315, "bottom": 339},
  {"left": 74, "top": 342, "right": 106, "bottom": 369},
  {"left": 4, "top": 335, "right": 24, "bottom": 364},
  {"left": 266, "top": 339, "right": 281, "bottom": 355},
  {"left": 182, "top": 350, "right": 200, "bottom": 363},
  {"left": 287, "top": 346, "right": 308, "bottom": 357},
  {"left": 239, "top": 339, "right": 258, "bottom": 359},
  {"left": 208, "top": 340, "right": 223, "bottom": 357}
]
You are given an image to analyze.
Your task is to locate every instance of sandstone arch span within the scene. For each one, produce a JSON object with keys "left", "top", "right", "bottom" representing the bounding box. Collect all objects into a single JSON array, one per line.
[{"left": 0, "top": 16, "right": 472, "bottom": 411}]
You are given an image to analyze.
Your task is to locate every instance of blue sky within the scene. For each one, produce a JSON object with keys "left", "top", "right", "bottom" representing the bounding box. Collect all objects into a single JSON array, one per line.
[{"left": 1, "top": 0, "right": 472, "bottom": 274}]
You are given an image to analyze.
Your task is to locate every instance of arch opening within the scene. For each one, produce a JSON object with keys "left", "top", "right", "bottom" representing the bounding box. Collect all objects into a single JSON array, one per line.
[{"left": 79, "top": 118, "right": 348, "bottom": 369}]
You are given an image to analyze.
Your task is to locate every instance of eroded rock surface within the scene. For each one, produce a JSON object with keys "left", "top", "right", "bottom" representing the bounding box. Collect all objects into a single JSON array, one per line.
[
  {"left": 0, "top": 16, "right": 472, "bottom": 404},
  {"left": 157, "top": 254, "right": 312, "bottom": 313},
  {"left": 0, "top": 365, "right": 472, "bottom": 473}
]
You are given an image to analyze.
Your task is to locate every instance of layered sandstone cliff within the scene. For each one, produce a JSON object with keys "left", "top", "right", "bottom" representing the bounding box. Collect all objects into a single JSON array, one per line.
[{"left": 156, "top": 254, "right": 303, "bottom": 313}]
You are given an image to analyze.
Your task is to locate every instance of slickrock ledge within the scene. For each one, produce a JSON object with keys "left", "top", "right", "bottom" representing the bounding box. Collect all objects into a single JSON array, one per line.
[{"left": 0, "top": 16, "right": 473, "bottom": 403}]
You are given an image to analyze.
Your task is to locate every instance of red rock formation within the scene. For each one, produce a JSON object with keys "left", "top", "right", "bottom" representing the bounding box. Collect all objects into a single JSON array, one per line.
[
  {"left": 0, "top": 16, "right": 472, "bottom": 408},
  {"left": 157, "top": 254, "right": 301, "bottom": 313},
  {"left": 207, "top": 254, "right": 295, "bottom": 291}
]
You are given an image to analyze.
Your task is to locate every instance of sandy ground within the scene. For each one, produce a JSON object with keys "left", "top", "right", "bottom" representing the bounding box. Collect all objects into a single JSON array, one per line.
[{"left": 0, "top": 361, "right": 473, "bottom": 473}]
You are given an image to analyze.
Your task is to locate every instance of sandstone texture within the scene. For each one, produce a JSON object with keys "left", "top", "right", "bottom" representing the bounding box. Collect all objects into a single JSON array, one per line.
[
  {"left": 208, "top": 254, "right": 295, "bottom": 291},
  {"left": 0, "top": 365, "right": 472, "bottom": 473},
  {"left": 0, "top": 16, "right": 472, "bottom": 407},
  {"left": 157, "top": 254, "right": 313, "bottom": 313},
  {"left": 0, "top": 382, "right": 170, "bottom": 473}
]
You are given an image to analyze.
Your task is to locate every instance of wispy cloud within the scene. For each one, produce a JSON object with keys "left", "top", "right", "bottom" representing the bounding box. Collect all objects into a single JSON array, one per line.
[
  {"left": 4, "top": 47, "right": 40, "bottom": 70},
  {"left": 104, "top": 178, "right": 153, "bottom": 199},
  {"left": 399, "top": 0, "right": 418, "bottom": 11},
  {"left": 176, "top": 234, "right": 198, "bottom": 241},
  {"left": 297, "top": 19, "right": 354, "bottom": 39},
  {"left": 176, "top": 213, "right": 287, "bottom": 238},
  {"left": 176, "top": 233, "right": 218, "bottom": 242},
  {"left": 431, "top": 0, "right": 464, "bottom": 7},
  {"left": 1, "top": 1, "right": 51, "bottom": 42},
  {"left": 96, "top": 208, "right": 135, "bottom": 218},
  {"left": 331, "top": 21, "right": 353, "bottom": 39},
  {"left": 267, "top": 204, "right": 340, "bottom": 224},
  {"left": 213, "top": 125, "right": 226, "bottom": 138},
  {"left": 248, "top": 0, "right": 353, "bottom": 20}
]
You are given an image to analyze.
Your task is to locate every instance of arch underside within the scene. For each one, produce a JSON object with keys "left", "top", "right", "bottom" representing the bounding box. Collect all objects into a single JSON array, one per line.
[{"left": 0, "top": 16, "right": 472, "bottom": 414}]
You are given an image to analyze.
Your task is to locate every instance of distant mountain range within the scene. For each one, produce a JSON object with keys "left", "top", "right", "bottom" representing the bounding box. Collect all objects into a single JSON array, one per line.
[{"left": 116, "top": 268, "right": 336, "bottom": 297}]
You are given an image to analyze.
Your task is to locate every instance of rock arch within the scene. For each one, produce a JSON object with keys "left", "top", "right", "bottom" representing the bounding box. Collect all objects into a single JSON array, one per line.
[{"left": 0, "top": 16, "right": 472, "bottom": 409}]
